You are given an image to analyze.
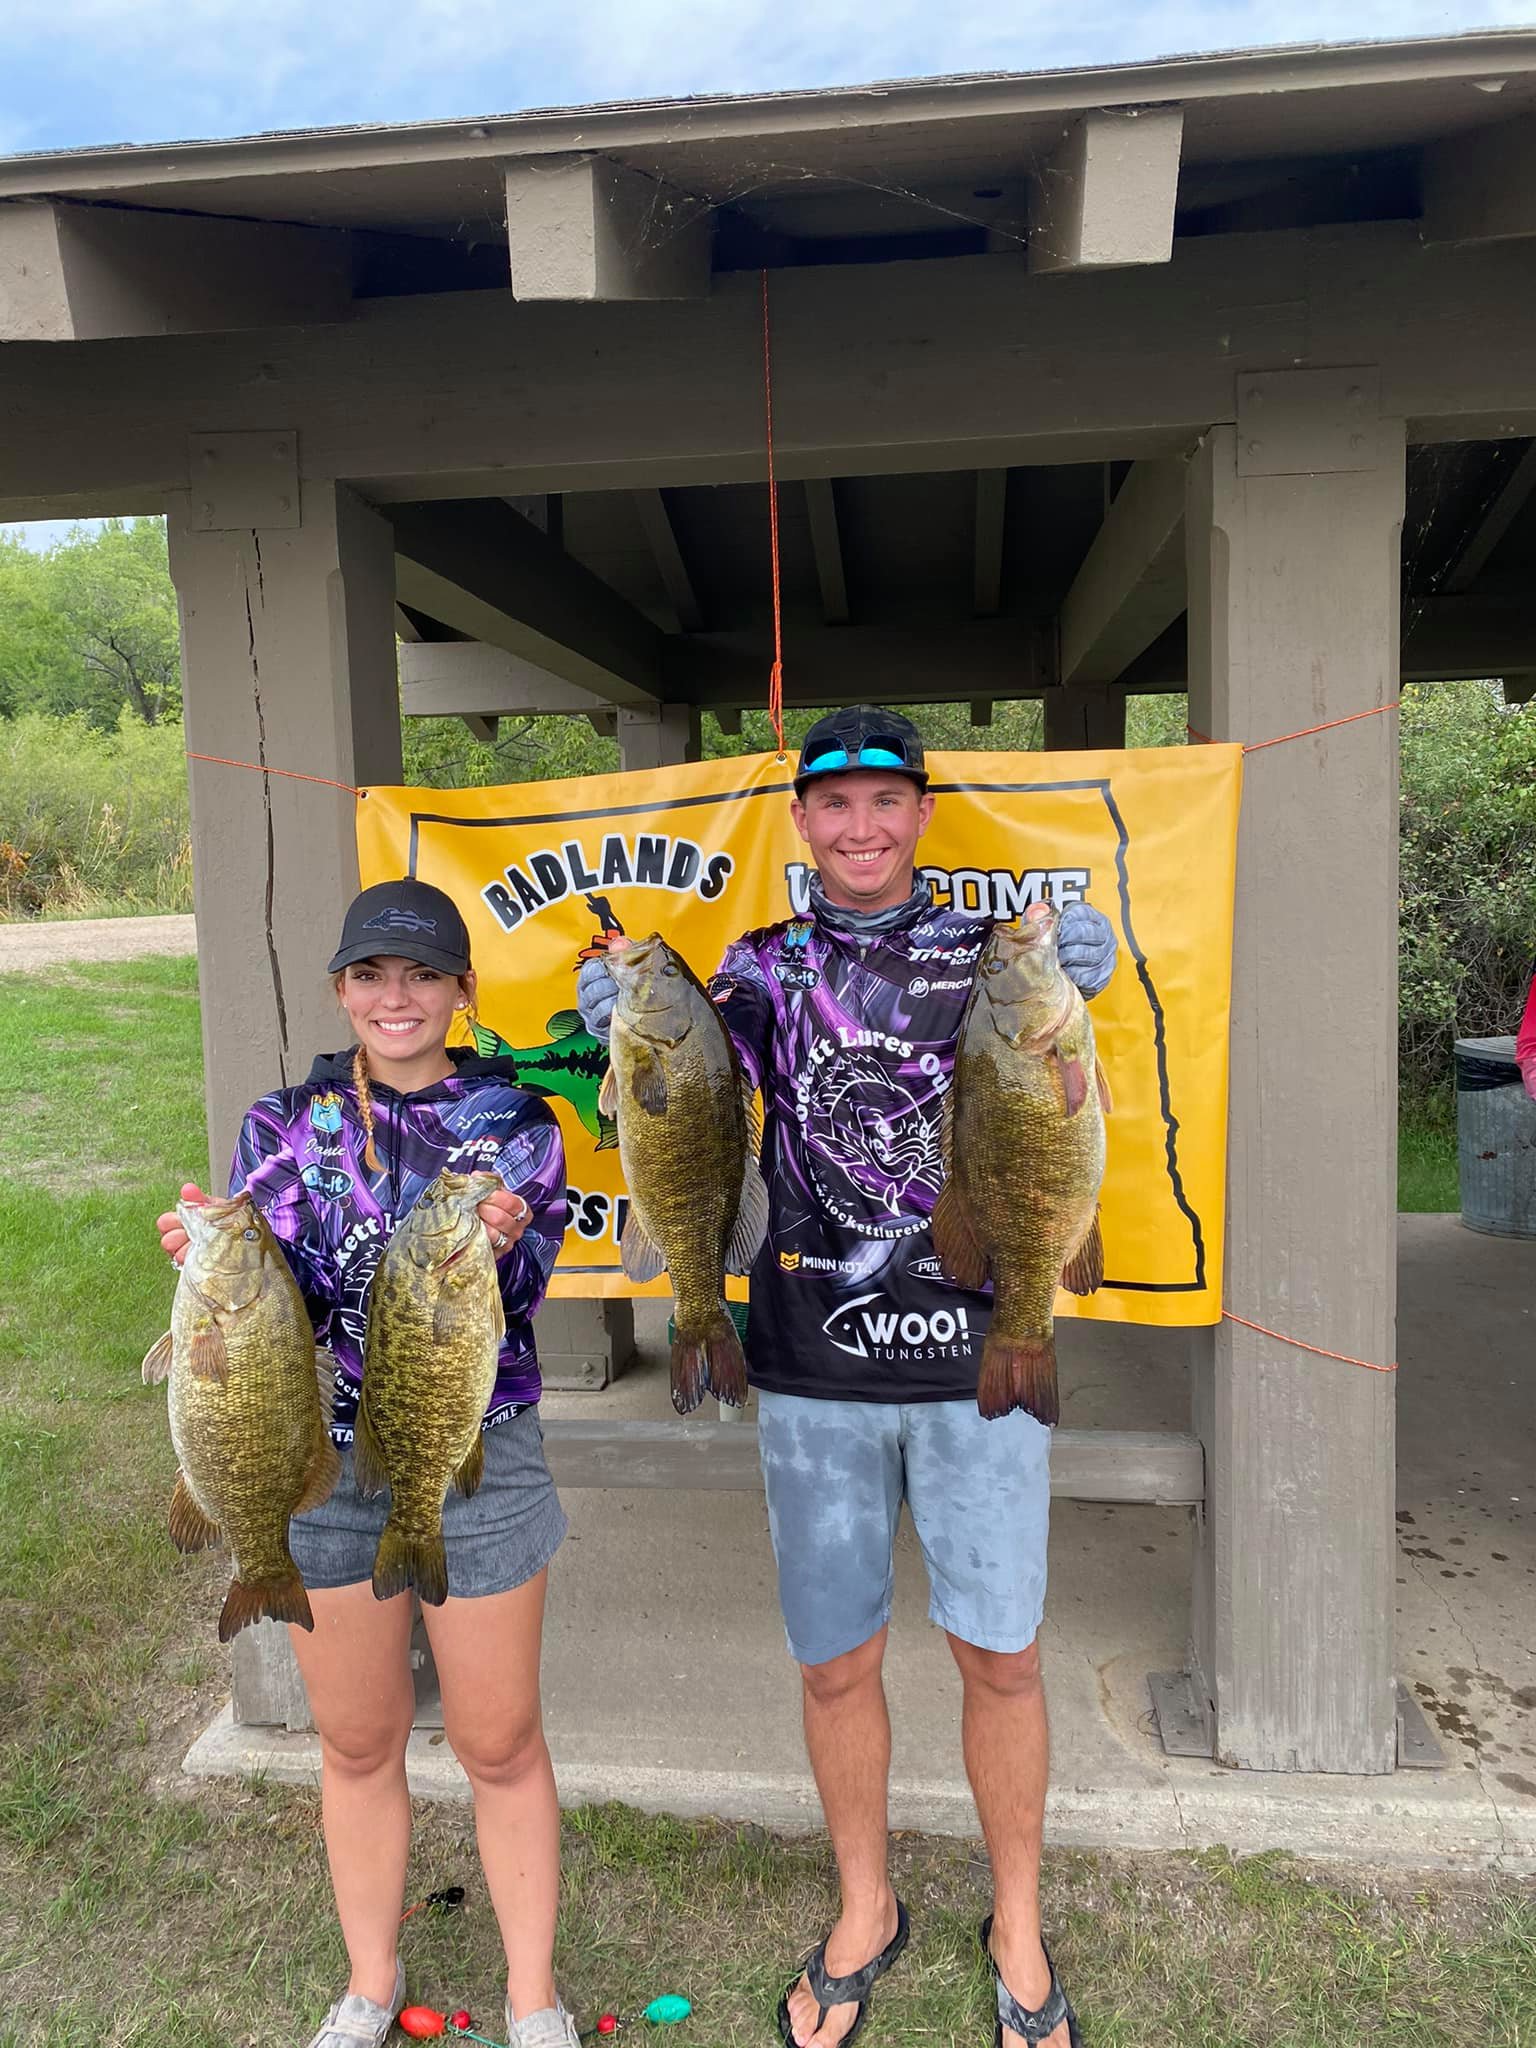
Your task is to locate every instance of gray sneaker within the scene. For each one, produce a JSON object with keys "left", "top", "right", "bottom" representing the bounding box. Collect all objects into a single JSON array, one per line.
[
  {"left": 505, "top": 2001, "right": 582, "bottom": 2048},
  {"left": 304, "top": 1959, "right": 406, "bottom": 2048}
]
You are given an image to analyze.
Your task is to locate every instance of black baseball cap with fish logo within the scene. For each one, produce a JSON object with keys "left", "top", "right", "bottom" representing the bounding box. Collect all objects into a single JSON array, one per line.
[{"left": 327, "top": 878, "right": 472, "bottom": 975}]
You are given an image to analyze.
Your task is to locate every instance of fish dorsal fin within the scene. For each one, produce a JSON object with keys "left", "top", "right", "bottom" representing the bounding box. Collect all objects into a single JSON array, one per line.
[
  {"left": 141, "top": 1330, "right": 174, "bottom": 1386},
  {"left": 619, "top": 1206, "right": 668, "bottom": 1284},
  {"left": 931, "top": 1177, "right": 990, "bottom": 1290},
  {"left": 1061, "top": 1211, "right": 1105, "bottom": 1296},
  {"left": 598, "top": 1066, "right": 618, "bottom": 1119},
  {"left": 1096, "top": 1057, "right": 1113, "bottom": 1115},
  {"left": 726, "top": 1158, "right": 771, "bottom": 1276}
]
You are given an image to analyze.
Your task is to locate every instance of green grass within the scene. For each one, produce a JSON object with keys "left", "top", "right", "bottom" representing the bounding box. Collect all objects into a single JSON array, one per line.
[
  {"left": 1398, "top": 1102, "right": 1459, "bottom": 1214},
  {"left": 1, "top": 959, "right": 1531, "bottom": 2044}
]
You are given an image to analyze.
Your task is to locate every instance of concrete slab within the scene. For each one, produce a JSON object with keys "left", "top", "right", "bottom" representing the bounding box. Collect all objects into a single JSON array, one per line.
[{"left": 184, "top": 1215, "right": 1536, "bottom": 1871}]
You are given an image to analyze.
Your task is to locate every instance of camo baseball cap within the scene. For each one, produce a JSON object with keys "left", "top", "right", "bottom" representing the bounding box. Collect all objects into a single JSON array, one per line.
[{"left": 327, "top": 879, "right": 472, "bottom": 975}]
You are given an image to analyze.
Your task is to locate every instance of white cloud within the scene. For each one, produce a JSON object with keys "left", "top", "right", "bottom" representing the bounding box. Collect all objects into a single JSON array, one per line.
[{"left": 0, "top": 0, "right": 1520, "bottom": 150}]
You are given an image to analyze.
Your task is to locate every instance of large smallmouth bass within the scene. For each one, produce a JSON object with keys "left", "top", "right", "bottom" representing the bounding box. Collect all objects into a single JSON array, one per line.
[
  {"left": 355, "top": 1168, "right": 505, "bottom": 1605},
  {"left": 600, "top": 934, "right": 769, "bottom": 1415},
  {"left": 931, "top": 902, "right": 1110, "bottom": 1426},
  {"left": 142, "top": 1194, "right": 339, "bottom": 1642}
]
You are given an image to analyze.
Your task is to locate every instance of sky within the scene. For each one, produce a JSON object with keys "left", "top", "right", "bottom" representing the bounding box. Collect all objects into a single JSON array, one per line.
[
  {"left": 0, "top": 0, "right": 1523, "bottom": 160},
  {"left": 3, "top": 0, "right": 1527, "bottom": 551}
]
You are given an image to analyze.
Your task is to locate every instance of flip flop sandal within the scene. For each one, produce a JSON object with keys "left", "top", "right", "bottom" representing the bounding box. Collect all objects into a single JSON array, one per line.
[
  {"left": 979, "top": 1913, "right": 1083, "bottom": 2048},
  {"left": 776, "top": 1898, "right": 911, "bottom": 2048}
]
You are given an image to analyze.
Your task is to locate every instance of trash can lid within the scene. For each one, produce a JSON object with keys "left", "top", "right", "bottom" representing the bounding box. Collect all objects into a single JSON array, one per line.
[{"left": 1454, "top": 1036, "right": 1517, "bottom": 1062}]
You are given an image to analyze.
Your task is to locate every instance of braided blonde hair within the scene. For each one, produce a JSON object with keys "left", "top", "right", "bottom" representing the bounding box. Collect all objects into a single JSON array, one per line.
[{"left": 352, "top": 1044, "right": 382, "bottom": 1173}]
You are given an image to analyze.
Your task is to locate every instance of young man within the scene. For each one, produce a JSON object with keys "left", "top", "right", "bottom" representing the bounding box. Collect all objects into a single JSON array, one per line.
[{"left": 578, "top": 708, "right": 1116, "bottom": 2048}]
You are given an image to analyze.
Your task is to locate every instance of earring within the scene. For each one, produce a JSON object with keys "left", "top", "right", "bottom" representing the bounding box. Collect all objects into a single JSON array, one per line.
[{"left": 455, "top": 1000, "right": 467, "bottom": 1009}]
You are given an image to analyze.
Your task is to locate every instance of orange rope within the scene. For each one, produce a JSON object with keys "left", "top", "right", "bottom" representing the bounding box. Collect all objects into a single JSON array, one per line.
[
  {"left": 1187, "top": 702, "right": 1398, "bottom": 750},
  {"left": 186, "top": 751, "right": 361, "bottom": 796},
  {"left": 1223, "top": 1311, "right": 1397, "bottom": 1374},
  {"left": 761, "top": 269, "right": 785, "bottom": 759}
]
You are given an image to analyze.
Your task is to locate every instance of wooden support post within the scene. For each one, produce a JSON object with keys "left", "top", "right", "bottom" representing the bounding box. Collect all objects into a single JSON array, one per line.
[
  {"left": 167, "top": 471, "right": 400, "bottom": 1736},
  {"left": 1043, "top": 684, "right": 1126, "bottom": 751},
  {"left": 617, "top": 701, "right": 702, "bottom": 770},
  {"left": 166, "top": 467, "right": 402, "bottom": 1178},
  {"left": 1182, "top": 373, "right": 1401, "bottom": 1774}
]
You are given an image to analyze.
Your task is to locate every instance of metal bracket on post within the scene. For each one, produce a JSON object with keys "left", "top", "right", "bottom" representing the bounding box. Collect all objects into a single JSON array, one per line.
[{"left": 189, "top": 429, "right": 301, "bottom": 530}]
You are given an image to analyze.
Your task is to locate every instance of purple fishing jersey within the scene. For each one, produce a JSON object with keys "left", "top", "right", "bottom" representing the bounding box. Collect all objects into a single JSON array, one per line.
[
  {"left": 229, "top": 1049, "right": 567, "bottom": 1443},
  {"left": 711, "top": 887, "right": 996, "bottom": 1402}
]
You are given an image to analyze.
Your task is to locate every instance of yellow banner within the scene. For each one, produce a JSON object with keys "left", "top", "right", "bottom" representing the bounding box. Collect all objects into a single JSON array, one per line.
[{"left": 357, "top": 745, "right": 1241, "bottom": 1325}]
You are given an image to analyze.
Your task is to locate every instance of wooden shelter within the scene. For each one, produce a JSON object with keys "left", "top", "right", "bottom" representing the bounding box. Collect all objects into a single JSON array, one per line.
[{"left": 5, "top": 31, "right": 1536, "bottom": 1777}]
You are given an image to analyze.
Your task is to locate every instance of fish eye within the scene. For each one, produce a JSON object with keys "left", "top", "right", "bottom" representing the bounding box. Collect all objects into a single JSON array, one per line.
[
  {"left": 662, "top": 962, "right": 679, "bottom": 977},
  {"left": 243, "top": 1227, "right": 259, "bottom": 1241}
]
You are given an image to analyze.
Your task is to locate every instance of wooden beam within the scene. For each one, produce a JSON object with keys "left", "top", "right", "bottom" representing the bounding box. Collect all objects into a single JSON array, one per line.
[
  {"left": 1028, "top": 107, "right": 1184, "bottom": 273},
  {"left": 0, "top": 199, "right": 352, "bottom": 343},
  {"left": 388, "top": 500, "right": 663, "bottom": 707},
  {"left": 804, "top": 479, "right": 850, "bottom": 625},
  {"left": 664, "top": 619, "right": 1055, "bottom": 705},
  {"left": 1423, "top": 114, "right": 1536, "bottom": 246},
  {"left": 398, "top": 639, "right": 651, "bottom": 715},
  {"left": 505, "top": 155, "right": 711, "bottom": 301},
  {"left": 632, "top": 489, "right": 703, "bottom": 631},
  {"left": 1058, "top": 458, "right": 1187, "bottom": 685},
  {"left": 973, "top": 470, "right": 1008, "bottom": 615},
  {"left": 970, "top": 698, "right": 994, "bottom": 727},
  {"left": 1443, "top": 442, "right": 1536, "bottom": 591},
  {"left": 6, "top": 228, "right": 1536, "bottom": 520},
  {"left": 541, "top": 1418, "right": 1204, "bottom": 1504},
  {"left": 460, "top": 714, "right": 498, "bottom": 742},
  {"left": 714, "top": 707, "right": 743, "bottom": 736}
]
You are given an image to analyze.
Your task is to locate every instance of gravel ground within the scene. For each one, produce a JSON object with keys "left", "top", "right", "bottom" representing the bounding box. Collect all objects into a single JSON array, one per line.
[{"left": 0, "top": 913, "right": 196, "bottom": 971}]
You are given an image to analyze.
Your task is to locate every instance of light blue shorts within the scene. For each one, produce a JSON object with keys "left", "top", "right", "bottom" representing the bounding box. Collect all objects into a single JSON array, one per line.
[{"left": 755, "top": 1392, "right": 1052, "bottom": 1666}]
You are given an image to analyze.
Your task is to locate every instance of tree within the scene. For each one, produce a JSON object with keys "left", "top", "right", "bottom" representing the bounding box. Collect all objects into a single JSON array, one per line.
[
  {"left": 47, "top": 519, "right": 181, "bottom": 725},
  {"left": 0, "top": 519, "right": 181, "bottom": 727}
]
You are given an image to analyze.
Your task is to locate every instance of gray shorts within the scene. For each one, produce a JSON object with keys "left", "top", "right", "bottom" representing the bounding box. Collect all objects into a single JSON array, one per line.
[
  {"left": 756, "top": 1391, "right": 1052, "bottom": 1665},
  {"left": 290, "top": 1407, "right": 568, "bottom": 1598}
]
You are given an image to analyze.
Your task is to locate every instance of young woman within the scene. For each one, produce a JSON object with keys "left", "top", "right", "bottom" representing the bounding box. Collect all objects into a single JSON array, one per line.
[{"left": 156, "top": 878, "right": 576, "bottom": 2048}]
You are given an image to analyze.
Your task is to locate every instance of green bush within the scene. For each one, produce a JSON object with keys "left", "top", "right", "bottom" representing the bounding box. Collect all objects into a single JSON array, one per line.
[
  {"left": 0, "top": 711, "right": 192, "bottom": 917},
  {"left": 1398, "top": 681, "right": 1536, "bottom": 1111}
]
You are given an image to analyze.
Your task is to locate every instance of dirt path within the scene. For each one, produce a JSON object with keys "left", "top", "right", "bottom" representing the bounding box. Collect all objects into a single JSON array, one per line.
[{"left": 0, "top": 914, "right": 195, "bottom": 971}]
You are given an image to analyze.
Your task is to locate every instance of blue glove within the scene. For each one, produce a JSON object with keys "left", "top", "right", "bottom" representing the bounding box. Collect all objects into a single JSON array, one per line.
[
  {"left": 576, "top": 955, "right": 619, "bottom": 1041},
  {"left": 1058, "top": 902, "right": 1118, "bottom": 1000}
]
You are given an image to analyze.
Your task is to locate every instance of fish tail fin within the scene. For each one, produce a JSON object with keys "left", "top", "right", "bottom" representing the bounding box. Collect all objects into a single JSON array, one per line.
[
  {"left": 704, "top": 1310, "right": 748, "bottom": 1409},
  {"left": 372, "top": 1519, "right": 449, "bottom": 1607},
  {"left": 218, "top": 1566, "right": 313, "bottom": 1643},
  {"left": 977, "top": 1330, "right": 1059, "bottom": 1427},
  {"left": 669, "top": 1330, "right": 710, "bottom": 1416}
]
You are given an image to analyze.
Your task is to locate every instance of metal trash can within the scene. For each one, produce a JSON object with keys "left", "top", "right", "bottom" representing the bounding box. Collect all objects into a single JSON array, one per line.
[{"left": 1455, "top": 1035, "right": 1536, "bottom": 1239}]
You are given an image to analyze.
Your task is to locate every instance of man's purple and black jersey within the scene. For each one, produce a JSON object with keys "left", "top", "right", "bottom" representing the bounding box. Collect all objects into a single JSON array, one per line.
[
  {"left": 229, "top": 1049, "right": 567, "bottom": 1443},
  {"left": 711, "top": 889, "right": 994, "bottom": 1403}
]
